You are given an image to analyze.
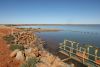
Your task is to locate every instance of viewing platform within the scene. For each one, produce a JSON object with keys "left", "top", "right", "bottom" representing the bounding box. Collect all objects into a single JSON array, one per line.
[{"left": 59, "top": 40, "right": 100, "bottom": 67}]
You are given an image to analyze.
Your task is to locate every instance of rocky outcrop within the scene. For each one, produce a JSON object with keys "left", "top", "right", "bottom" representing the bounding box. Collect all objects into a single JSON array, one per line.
[
  {"left": 10, "top": 46, "right": 68, "bottom": 67},
  {"left": 9, "top": 31, "right": 69, "bottom": 67},
  {"left": 13, "top": 31, "right": 37, "bottom": 46}
]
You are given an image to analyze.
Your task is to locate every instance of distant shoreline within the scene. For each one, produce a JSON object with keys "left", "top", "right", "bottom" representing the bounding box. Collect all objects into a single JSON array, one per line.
[
  {"left": 17, "top": 27, "right": 62, "bottom": 32},
  {"left": 0, "top": 24, "right": 100, "bottom": 26}
]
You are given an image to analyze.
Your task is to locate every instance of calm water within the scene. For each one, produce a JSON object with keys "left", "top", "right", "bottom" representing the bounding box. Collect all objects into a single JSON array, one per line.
[{"left": 18, "top": 25, "right": 100, "bottom": 52}]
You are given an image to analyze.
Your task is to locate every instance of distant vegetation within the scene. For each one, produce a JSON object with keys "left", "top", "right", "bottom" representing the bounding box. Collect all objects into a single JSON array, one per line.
[{"left": 4, "top": 24, "right": 17, "bottom": 26}]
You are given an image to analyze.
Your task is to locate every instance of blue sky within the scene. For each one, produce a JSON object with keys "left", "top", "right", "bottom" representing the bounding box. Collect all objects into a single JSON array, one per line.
[{"left": 0, "top": 0, "right": 100, "bottom": 24}]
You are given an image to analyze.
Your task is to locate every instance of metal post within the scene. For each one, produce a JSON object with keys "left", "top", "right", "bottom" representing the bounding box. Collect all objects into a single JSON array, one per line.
[
  {"left": 64, "top": 43, "right": 66, "bottom": 51},
  {"left": 64, "top": 39, "right": 66, "bottom": 45},
  {"left": 95, "top": 48, "right": 98, "bottom": 61},
  {"left": 76, "top": 43, "right": 79, "bottom": 53},
  {"left": 71, "top": 42, "right": 74, "bottom": 53},
  {"left": 83, "top": 48, "right": 86, "bottom": 64},
  {"left": 87, "top": 47, "right": 90, "bottom": 60},
  {"left": 59, "top": 43, "right": 62, "bottom": 49},
  {"left": 80, "top": 47, "right": 82, "bottom": 52},
  {"left": 77, "top": 43, "right": 79, "bottom": 49},
  {"left": 87, "top": 45, "right": 93, "bottom": 62},
  {"left": 69, "top": 41, "right": 73, "bottom": 57}
]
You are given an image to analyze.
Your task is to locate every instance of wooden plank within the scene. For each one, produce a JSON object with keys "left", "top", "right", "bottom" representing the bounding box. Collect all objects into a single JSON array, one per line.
[
  {"left": 59, "top": 50, "right": 91, "bottom": 66},
  {"left": 59, "top": 51, "right": 69, "bottom": 56},
  {"left": 62, "top": 58, "right": 71, "bottom": 62}
]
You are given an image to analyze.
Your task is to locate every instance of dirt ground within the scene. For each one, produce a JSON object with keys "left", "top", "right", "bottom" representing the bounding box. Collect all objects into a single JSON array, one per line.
[{"left": 0, "top": 26, "right": 21, "bottom": 67}]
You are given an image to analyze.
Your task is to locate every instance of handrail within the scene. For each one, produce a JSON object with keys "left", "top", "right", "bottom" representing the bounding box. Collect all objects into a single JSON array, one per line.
[
  {"left": 59, "top": 40, "right": 100, "bottom": 66},
  {"left": 60, "top": 45, "right": 100, "bottom": 59}
]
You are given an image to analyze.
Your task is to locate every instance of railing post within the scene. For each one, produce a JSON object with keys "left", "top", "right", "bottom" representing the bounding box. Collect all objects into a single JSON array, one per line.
[
  {"left": 79, "top": 47, "right": 82, "bottom": 52},
  {"left": 64, "top": 39, "right": 66, "bottom": 45},
  {"left": 63, "top": 40, "right": 66, "bottom": 51},
  {"left": 83, "top": 48, "right": 86, "bottom": 64},
  {"left": 87, "top": 46, "right": 90, "bottom": 60},
  {"left": 59, "top": 43, "right": 63, "bottom": 51},
  {"left": 77, "top": 43, "right": 79, "bottom": 51},
  {"left": 95, "top": 48, "right": 98, "bottom": 61},
  {"left": 71, "top": 42, "right": 74, "bottom": 53},
  {"left": 68, "top": 41, "right": 71, "bottom": 57},
  {"left": 69, "top": 41, "right": 73, "bottom": 57},
  {"left": 63, "top": 43, "right": 66, "bottom": 51},
  {"left": 87, "top": 45, "right": 93, "bottom": 62}
]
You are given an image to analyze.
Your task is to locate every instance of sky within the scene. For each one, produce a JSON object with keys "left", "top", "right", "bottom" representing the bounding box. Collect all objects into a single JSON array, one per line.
[{"left": 0, "top": 0, "right": 100, "bottom": 24}]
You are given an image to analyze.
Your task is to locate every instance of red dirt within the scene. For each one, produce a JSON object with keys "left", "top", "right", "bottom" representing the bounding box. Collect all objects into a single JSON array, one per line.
[
  {"left": 0, "top": 26, "right": 21, "bottom": 67},
  {"left": 96, "top": 60, "right": 100, "bottom": 65}
]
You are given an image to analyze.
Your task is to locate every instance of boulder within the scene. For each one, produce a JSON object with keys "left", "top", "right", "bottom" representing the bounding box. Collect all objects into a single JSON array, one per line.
[
  {"left": 25, "top": 48, "right": 39, "bottom": 61},
  {"left": 32, "top": 47, "right": 39, "bottom": 57},
  {"left": 10, "top": 49, "right": 19, "bottom": 58},
  {"left": 15, "top": 51, "right": 25, "bottom": 62},
  {"left": 40, "top": 53, "right": 56, "bottom": 65},
  {"left": 32, "top": 47, "right": 39, "bottom": 52},
  {"left": 25, "top": 48, "right": 32, "bottom": 55},
  {"left": 46, "top": 53, "right": 56, "bottom": 64},
  {"left": 39, "top": 51, "right": 47, "bottom": 57},
  {"left": 51, "top": 57, "right": 67, "bottom": 67},
  {"left": 36, "top": 63, "right": 50, "bottom": 67}
]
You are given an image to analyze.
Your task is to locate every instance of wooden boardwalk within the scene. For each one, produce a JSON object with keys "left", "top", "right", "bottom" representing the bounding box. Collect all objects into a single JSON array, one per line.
[{"left": 59, "top": 40, "right": 100, "bottom": 67}]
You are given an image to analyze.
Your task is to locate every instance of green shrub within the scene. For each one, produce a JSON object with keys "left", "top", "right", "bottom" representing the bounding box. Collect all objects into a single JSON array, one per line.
[
  {"left": 10, "top": 44, "right": 25, "bottom": 51},
  {"left": 3, "top": 34, "right": 15, "bottom": 44},
  {"left": 21, "top": 57, "right": 39, "bottom": 67}
]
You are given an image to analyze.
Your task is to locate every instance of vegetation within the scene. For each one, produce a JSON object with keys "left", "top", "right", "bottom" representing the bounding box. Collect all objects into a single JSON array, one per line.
[
  {"left": 5, "top": 24, "right": 16, "bottom": 26},
  {"left": 3, "top": 34, "right": 15, "bottom": 44},
  {"left": 10, "top": 44, "right": 25, "bottom": 51},
  {"left": 21, "top": 57, "right": 39, "bottom": 67}
]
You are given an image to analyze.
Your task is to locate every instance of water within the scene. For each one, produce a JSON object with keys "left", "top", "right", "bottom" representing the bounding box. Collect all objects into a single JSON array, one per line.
[{"left": 18, "top": 25, "right": 100, "bottom": 48}]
